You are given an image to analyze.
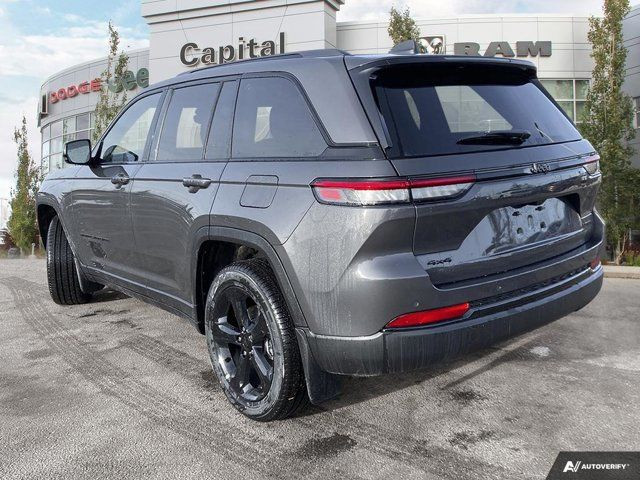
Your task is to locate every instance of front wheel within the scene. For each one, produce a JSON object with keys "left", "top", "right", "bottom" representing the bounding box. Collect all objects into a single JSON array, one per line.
[
  {"left": 46, "top": 216, "right": 90, "bottom": 305},
  {"left": 205, "top": 259, "right": 308, "bottom": 421}
]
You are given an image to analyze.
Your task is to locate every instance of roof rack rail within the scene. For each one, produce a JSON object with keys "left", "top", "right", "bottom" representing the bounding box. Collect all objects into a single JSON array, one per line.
[
  {"left": 178, "top": 48, "right": 351, "bottom": 76},
  {"left": 178, "top": 53, "right": 303, "bottom": 76}
]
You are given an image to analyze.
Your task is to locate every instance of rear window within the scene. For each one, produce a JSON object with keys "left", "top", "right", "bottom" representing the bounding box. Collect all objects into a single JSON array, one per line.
[
  {"left": 232, "top": 77, "right": 327, "bottom": 159},
  {"left": 374, "top": 64, "right": 582, "bottom": 158}
]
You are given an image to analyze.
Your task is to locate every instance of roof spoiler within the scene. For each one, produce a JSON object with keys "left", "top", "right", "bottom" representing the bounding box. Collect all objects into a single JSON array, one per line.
[{"left": 389, "top": 40, "right": 423, "bottom": 55}]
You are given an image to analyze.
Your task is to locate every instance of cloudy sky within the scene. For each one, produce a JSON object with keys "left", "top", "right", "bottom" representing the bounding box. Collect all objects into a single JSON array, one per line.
[
  {"left": 0, "top": 0, "right": 148, "bottom": 201},
  {"left": 0, "top": 0, "right": 606, "bottom": 200}
]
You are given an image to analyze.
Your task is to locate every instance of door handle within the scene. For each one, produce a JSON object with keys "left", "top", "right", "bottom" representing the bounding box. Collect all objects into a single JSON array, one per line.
[
  {"left": 182, "top": 174, "right": 212, "bottom": 193},
  {"left": 111, "top": 173, "right": 130, "bottom": 188}
]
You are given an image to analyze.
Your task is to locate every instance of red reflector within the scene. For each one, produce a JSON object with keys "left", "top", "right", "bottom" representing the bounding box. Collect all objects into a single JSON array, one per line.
[
  {"left": 387, "top": 303, "right": 470, "bottom": 328},
  {"left": 590, "top": 257, "right": 601, "bottom": 269}
]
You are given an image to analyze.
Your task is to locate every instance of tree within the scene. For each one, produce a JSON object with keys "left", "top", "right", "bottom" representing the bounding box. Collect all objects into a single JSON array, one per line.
[
  {"left": 388, "top": 5, "right": 421, "bottom": 46},
  {"left": 93, "top": 21, "right": 129, "bottom": 141},
  {"left": 579, "top": 0, "right": 639, "bottom": 264},
  {"left": 7, "top": 116, "right": 40, "bottom": 254}
]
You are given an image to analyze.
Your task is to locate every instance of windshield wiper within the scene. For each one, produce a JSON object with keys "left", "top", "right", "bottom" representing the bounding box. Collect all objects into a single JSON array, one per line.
[{"left": 456, "top": 130, "right": 531, "bottom": 145}]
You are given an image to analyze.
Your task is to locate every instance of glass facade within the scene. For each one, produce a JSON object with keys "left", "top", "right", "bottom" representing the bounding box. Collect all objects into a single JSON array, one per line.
[
  {"left": 539, "top": 79, "right": 590, "bottom": 123},
  {"left": 41, "top": 112, "right": 94, "bottom": 174}
]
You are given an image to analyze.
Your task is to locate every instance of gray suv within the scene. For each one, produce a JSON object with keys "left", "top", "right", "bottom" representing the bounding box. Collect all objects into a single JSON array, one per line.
[{"left": 37, "top": 49, "right": 604, "bottom": 421}]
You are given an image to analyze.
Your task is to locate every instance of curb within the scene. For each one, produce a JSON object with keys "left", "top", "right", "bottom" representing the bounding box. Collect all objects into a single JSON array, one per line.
[{"left": 603, "top": 266, "right": 640, "bottom": 280}]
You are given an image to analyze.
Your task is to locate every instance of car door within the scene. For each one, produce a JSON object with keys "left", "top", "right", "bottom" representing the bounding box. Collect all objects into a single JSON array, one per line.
[
  {"left": 129, "top": 79, "right": 237, "bottom": 312},
  {"left": 69, "top": 91, "right": 164, "bottom": 281}
]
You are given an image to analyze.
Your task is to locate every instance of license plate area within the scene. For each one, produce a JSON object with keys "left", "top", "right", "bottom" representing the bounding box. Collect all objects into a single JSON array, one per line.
[
  {"left": 489, "top": 198, "right": 582, "bottom": 255},
  {"left": 418, "top": 198, "right": 587, "bottom": 286}
]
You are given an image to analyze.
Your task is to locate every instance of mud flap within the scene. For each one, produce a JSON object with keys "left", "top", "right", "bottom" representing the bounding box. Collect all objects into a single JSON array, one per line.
[
  {"left": 73, "top": 258, "right": 103, "bottom": 294},
  {"left": 295, "top": 328, "right": 342, "bottom": 404}
]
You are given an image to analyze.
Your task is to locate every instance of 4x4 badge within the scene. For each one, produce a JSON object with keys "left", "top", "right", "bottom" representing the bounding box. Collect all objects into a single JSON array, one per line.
[{"left": 530, "top": 163, "right": 551, "bottom": 174}]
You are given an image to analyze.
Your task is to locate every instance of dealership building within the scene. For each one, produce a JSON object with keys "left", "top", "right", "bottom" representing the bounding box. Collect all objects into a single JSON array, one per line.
[{"left": 38, "top": 0, "right": 640, "bottom": 174}]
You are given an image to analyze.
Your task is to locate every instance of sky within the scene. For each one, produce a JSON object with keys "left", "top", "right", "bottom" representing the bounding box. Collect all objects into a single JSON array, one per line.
[
  {"left": 0, "top": 0, "right": 607, "bottom": 201},
  {"left": 0, "top": 0, "right": 149, "bottom": 201}
]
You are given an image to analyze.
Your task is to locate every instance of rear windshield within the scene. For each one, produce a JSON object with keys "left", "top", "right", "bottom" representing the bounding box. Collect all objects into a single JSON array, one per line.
[{"left": 373, "top": 64, "right": 582, "bottom": 158}]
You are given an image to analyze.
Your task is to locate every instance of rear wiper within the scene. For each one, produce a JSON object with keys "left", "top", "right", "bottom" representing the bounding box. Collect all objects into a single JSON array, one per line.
[{"left": 456, "top": 130, "right": 531, "bottom": 145}]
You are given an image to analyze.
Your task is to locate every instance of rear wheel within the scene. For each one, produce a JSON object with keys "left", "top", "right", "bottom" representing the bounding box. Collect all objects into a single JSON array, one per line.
[
  {"left": 46, "top": 216, "right": 90, "bottom": 305},
  {"left": 205, "top": 259, "right": 308, "bottom": 421}
]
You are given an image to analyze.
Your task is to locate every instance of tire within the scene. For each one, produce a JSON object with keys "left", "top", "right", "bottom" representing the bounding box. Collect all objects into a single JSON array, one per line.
[
  {"left": 46, "top": 216, "right": 90, "bottom": 305},
  {"left": 205, "top": 259, "right": 308, "bottom": 421}
]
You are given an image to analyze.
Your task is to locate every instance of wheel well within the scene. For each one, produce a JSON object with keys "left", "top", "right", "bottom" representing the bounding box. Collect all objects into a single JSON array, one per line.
[
  {"left": 37, "top": 205, "right": 58, "bottom": 248},
  {"left": 195, "top": 240, "right": 262, "bottom": 334}
]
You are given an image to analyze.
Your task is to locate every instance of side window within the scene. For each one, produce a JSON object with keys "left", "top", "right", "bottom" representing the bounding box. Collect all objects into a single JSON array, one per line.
[
  {"left": 232, "top": 77, "right": 327, "bottom": 158},
  {"left": 205, "top": 81, "right": 237, "bottom": 160},
  {"left": 100, "top": 93, "right": 161, "bottom": 163},
  {"left": 156, "top": 83, "right": 220, "bottom": 162}
]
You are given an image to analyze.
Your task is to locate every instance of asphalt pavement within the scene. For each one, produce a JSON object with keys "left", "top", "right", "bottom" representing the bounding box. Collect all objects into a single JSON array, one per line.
[{"left": 1, "top": 259, "right": 638, "bottom": 479}]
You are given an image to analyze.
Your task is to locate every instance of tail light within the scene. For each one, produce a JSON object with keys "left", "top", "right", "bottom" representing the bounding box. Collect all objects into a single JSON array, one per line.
[
  {"left": 410, "top": 176, "right": 476, "bottom": 201},
  {"left": 311, "top": 179, "right": 410, "bottom": 206},
  {"left": 589, "top": 257, "right": 601, "bottom": 269},
  {"left": 583, "top": 155, "right": 600, "bottom": 175},
  {"left": 311, "top": 175, "right": 476, "bottom": 206},
  {"left": 386, "top": 302, "right": 470, "bottom": 329}
]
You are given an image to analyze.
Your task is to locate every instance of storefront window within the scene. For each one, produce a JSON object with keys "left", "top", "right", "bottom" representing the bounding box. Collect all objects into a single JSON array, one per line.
[
  {"left": 539, "top": 79, "right": 590, "bottom": 124},
  {"left": 50, "top": 136, "right": 63, "bottom": 155},
  {"left": 50, "top": 120, "right": 62, "bottom": 139},
  {"left": 77, "top": 113, "right": 90, "bottom": 131},
  {"left": 63, "top": 117, "right": 76, "bottom": 143},
  {"left": 540, "top": 80, "right": 574, "bottom": 99},
  {"left": 41, "top": 113, "right": 97, "bottom": 175}
]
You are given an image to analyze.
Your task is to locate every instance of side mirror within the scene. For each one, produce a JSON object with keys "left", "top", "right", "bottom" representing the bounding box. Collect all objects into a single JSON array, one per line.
[{"left": 63, "top": 139, "right": 92, "bottom": 165}]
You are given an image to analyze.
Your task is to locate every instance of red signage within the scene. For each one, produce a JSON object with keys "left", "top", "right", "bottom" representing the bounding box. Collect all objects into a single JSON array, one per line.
[{"left": 49, "top": 78, "right": 102, "bottom": 104}]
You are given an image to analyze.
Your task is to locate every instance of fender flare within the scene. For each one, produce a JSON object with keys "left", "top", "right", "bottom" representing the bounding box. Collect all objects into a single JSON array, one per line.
[
  {"left": 193, "top": 226, "right": 343, "bottom": 404},
  {"left": 191, "top": 225, "right": 308, "bottom": 329},
  {"left": 36, "top": 198, "right": 101, "bottom": 294}
]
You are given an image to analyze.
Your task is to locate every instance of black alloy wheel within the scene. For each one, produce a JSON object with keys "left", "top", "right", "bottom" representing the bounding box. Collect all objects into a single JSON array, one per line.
[
  {"left": 205, "top": 259, "right": 308, "bottom": 421},
  {"left": 209, "top": 286, "right": 274, "bottom": 402}
]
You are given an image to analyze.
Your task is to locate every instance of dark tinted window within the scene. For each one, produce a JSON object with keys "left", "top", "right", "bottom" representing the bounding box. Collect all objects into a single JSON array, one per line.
[
  {"left": 156, "top": 83, "right": 219, "bottom": 162},
  {"left": 232, "top": 77, "right": 327, "bottom": 158},
  {"left": 100, "top": 93, "right": 161, "bottom": 163},
  {"left": 375, "top": 65, "right": 582, "bottom": 158},
  {"left": 205, "top": 81, "right": 236, "bottom": 159}
]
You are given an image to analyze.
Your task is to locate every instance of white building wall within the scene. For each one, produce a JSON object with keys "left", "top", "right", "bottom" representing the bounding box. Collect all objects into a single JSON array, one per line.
[
  {"left": 142, "top": 0, "right": 344, "bottom": 82},
  {"left": 337, "top": 15, "right": 594, "bottom": 80},
  {"left": 39, "top": 49, "right": 149, "bottom": 128}
]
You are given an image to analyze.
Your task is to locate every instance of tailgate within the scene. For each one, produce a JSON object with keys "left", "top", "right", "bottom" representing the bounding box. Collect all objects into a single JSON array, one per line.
[{"left": 347, "top": 56, "right": 601, "bottom": 287}]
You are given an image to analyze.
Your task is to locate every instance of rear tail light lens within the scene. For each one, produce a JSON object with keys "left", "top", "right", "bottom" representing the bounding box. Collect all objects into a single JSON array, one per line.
[
  {"left": 386, "top": 302, "right": 470, "bottom": 329},
  {"left": 311, "top": 179, "right": 410, "bottom": 206},
  {"left": 583, "top": 155, "right": 600, "bottom": 175},
  {"left": 311, "top": 175, "right": 476, "bottom": 206},
  {"left": 410, "top": 176, "right": 476, "bottom": 201},
  {"left": 590, "top": 257, "right": 601, "bottom": 269}
]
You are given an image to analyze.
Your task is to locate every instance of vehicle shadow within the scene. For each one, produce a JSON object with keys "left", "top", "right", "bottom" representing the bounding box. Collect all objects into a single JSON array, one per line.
[
  {"left": 91, "top": 288, "right": 129, "bottom": 303},
  {"left": 297, "top": 337, "right": 535, "bottom": 417}
]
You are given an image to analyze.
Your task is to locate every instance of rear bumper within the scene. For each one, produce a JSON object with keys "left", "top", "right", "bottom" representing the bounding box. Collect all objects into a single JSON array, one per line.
[{"left": 298, "top": 265, "right": 603, "bottom": 376}]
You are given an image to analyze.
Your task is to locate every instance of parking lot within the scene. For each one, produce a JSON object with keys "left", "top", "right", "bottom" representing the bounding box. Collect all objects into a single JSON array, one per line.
[{"left": 0, "top": 259, "right": 638, "bottom": 479}]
